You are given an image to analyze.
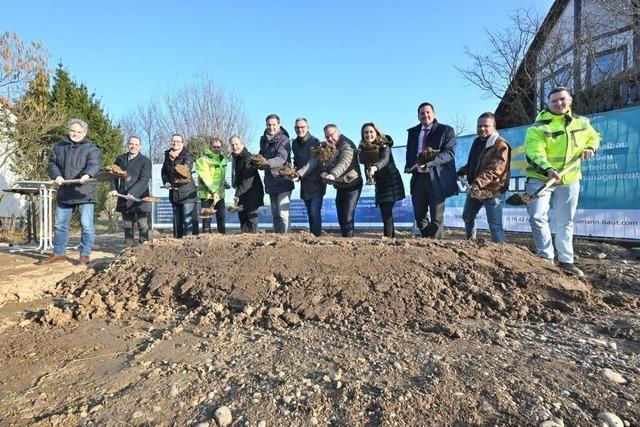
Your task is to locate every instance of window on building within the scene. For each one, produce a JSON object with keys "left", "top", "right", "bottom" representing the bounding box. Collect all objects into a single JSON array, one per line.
[
  {"left": 590, "top": 46, "right": 627, "bottom": 85},
  {"left": 540, "top": 67, "right": 572, "bottom": 110}
]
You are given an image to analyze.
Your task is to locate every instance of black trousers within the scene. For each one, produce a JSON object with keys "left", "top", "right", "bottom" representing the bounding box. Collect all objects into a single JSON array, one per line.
[
  {"left": 200, "top": 198, "right": 226, "bottom": 234},
  {"left": 239, "top": 207, "right": 259, "bottom": 233},
  {"left": 379, "top": 202, "right": 395, "bottom": 238},
  {"left": 411, "top": 174, "right": 446, "bottom": 239},
  {"left": 335, "top": 185, "right": 362, "bottom": 237},
  {"left": 122, "top": 211, "right": 149, "bottom": 244}
]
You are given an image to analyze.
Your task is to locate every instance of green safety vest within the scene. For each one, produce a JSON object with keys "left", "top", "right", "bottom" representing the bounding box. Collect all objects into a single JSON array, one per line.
[{"left": 524, "top": 109, "right": 601, "bottom": 184}]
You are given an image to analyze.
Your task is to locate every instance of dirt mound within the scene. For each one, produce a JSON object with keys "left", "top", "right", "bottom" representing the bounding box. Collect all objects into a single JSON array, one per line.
[{"left": 43, "top": 235, "right": 598, "bottom": 326}]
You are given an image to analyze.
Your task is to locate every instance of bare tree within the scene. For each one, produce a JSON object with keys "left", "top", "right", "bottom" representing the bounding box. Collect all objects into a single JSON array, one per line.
[
  {"left": 120, "top": 74, "right": 252, "bottom": 162},
  {"left": 455, "top": 7, "right": 545, "bottom": 126},
  {"left": 0, "top": 31, "right": 48, "bottom": 102},
  {"left": 447, "top": 112, "right": 473, "bottom": 137},
  {"left": 457, "top": 3, "right": 639, "bottom": 126},
  {"left": 2, "top": 96, "right": 65, "bottom": 178},
  {"left": 0, "top": 34, "right": 62, "bottom": 178}
]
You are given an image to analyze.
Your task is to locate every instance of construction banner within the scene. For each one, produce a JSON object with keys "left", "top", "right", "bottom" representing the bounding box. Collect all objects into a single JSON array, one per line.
[
  {"left": 448, "top": 106, "right": 640, "bottom": 240},
  {"left": 151, "top": 106, "right": 639, "bottom": 240}
]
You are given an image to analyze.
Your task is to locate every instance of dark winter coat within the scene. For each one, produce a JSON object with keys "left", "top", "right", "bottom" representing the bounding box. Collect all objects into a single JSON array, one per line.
[
  {"left": 293, "top": 134, "right": 326, "bottom": 200},
  {"left": 47, "top": 137, "right": 102, "bottom": 205},
  {"left": 405, "top": 120, "right": 458, "bottom": 202},
  {"left": 110, "top": 152, "right": 152, "bottom": 213},
  {"left": 233, "top": 147, "right": 264, "bottom": 209},
  {"left": 161, "top": 148, "right": 197, "bottom": 204},
  {"left": 259, "top": 130, "right": 295, "bottom": 195},
  {"left": 371, "top": 136, "right": 405, "bottom": 206},
  {"left": 327, "top": 135, "right": 363, "bottom": 190}
]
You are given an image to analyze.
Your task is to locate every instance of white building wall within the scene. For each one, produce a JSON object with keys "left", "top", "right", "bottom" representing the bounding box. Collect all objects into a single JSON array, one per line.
[{"left": 0, "top": 108, "right": 27, "bottom": 218}]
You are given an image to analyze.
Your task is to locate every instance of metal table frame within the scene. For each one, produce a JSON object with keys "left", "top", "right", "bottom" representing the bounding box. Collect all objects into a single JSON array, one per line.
[{"left": 3, "top": 180, "right": 56, "bottom": 255}]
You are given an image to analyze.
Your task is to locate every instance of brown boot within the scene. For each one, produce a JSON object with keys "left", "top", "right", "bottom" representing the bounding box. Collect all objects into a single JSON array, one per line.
[
  {"left": 37, "top": 255, "right": 68, "bottom": 265},
  {"left": 79, "top": 255, "right": 90, "bottom": 265}
]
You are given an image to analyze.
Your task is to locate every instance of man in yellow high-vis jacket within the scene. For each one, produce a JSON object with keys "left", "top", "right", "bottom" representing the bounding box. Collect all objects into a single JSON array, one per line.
[
  {"left": 195, "top": 137, "right": 228, "bottom": 234},
  {"left": 524, "top": 86, "right": 600, "bottom": 276}
]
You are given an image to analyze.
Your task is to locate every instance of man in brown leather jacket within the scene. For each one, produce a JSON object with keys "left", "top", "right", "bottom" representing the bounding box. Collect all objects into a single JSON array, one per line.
[{"left": 457, "top": 112, "right": 511, "bottom": 243}]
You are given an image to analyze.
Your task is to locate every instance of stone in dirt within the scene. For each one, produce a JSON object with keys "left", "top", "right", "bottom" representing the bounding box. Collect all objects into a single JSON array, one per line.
[
  {"left": 602, "top": 368, "right": 628, "bottom": 384},
  {"left": 214, "top": 406, "right": 232, "bottom": 427},
  {"left": 596, "top": 412, "right": 624, "bottom": 427}
]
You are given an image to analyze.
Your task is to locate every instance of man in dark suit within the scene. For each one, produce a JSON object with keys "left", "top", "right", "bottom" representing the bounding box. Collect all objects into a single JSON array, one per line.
[
  {"left": 110, "top": 136, "right": 152, "bottom": 245},
  {"left": 230, "top": 135, "right": 264, "bottom": 233},
  {"left": 405, "top": 102, "right": 458, "bottom": 239}
]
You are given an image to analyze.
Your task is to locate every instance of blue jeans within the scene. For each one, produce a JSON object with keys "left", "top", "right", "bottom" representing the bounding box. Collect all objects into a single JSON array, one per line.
[
  {"left": 172, "top": 202, "right": 195, "bottom": 238},
  {"left": 304, "top": 197, "right": 323, "bottom": 237},
  {"left": 335, "top": 185, "right": 362, "bottom": 237},
  {"left": 269, "top": 191, "right": 291, "bottom": 233},
  {"left": 462, "top": 193, "right": 506, "bottom": 243},
  {"left": 526, "top": 179, "right": 580, "bottom": 263},
  {"left": 54, "top": 202, "right": 95, "bottom": 256}
]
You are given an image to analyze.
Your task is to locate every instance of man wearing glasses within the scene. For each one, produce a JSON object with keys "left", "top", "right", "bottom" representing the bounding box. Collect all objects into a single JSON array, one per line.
[
  {"left": 291, "top": 118, "right": 325, "bottom": 236},
  {"left": 320, "top": 124, "right": 362, "bottom": 237}
]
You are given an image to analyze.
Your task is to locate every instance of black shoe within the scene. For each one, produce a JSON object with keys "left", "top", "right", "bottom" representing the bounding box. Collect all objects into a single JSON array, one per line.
[{"left": 559, "top": 262, "right": 584, "bottom": 277}]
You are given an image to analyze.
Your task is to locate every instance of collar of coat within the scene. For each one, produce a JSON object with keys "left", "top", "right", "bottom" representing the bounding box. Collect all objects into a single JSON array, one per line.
[
  {"left": 165, "top": 147, "right": 191, "bottom": 159},
  {"left": 536, "top": 109, "right": 576, "bottom": 125},
  {"left": 233, "top": 147, "right": 249, "bottom": 158},
  {"left": 63, "top": 137, "right": 91, "bottom": 145},
  {"left": 482, "top": 131, "right": 500, "bottom": 149},
  {"left": 295, "top": 133, "right": 311, "bottom": 143},
  {"left": 262, "top": 130, "right": 288, "bottom": 144},
  {"left": 202, "top": 147, "right": 226, "bottom": 160}
]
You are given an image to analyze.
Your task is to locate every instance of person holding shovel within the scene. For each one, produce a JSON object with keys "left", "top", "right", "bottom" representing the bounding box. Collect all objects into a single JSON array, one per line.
[
  {"left": 360, "top": 123, "right": 405, "bottom": 238},
  {"left": 195, "top": 137, "right": 227, "bottom": 234},
  {"left": 320, "top": 124, "right": 363, "bottom": 237},
  {"left": 525, "top": 87, "right": 600, "bottom": 276},
  {"left": 291, "top": 118, "right": 325, "bottom": 237},
  {"left": 404, "top": 102, "right": 458, "bottom": 239},
  {"left": 161, "top": 134, "right": 198, "bottom": 238},
  {"left": 257, "top": 114, "right": 294, "bottom": 234},
  {"left": 458, "top": 112, "right": 511, "bottom": 244},
  {"left": 109, "top": 136, "right": 152, "bottom": 245},
  {"left": 230, "top": 135, "right": 264, "bottom": 233},
  {"left": 39, "top": 118, "right": 101, "bottom": 265}
]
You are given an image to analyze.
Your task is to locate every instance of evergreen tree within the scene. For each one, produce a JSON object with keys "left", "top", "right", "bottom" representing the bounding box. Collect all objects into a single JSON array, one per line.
[
  {"left": 50, "top": 64, "right": 123, "bottom": 165},
  {"left": 49, "top": 64, "right": 125, "bottom": 214}
]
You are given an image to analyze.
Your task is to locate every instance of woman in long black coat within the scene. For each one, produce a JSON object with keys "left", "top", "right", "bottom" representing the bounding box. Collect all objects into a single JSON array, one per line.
[
  {"left": 361, "top": 122, "right": 405, "bottom": 238},
  {"left": 161, "top": 134, "right": 198, "bottom": 238}
]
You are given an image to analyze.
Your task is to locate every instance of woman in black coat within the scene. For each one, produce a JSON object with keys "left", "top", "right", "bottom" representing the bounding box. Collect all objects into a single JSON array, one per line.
[
  {"left": 161, "top": 134, "right": 198, "bottom": 238},
  {"left": 361, "top": 123, "right": 405, "bottom": 238}
]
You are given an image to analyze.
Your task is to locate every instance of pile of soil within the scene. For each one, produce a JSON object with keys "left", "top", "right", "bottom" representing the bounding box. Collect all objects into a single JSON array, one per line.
[
  {"left": 1, "top": 234, "right": 638, "bottom": 427},
  {"left": 45, "top": 235, "right": 600, "bottom": 327}
]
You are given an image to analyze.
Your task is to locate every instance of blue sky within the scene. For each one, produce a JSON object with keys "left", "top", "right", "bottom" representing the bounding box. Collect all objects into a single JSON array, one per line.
[{"left": 2, "top": 0, "right": 554, "bottom": 148}]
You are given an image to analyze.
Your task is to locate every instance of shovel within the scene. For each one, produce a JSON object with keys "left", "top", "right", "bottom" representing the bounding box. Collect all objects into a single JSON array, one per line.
[
  {"left": 115, "top": 193, "right": 158, "bottom": 203},
  {"left": 57, "top": 168, "right": 128, "bottom": 185},
  {"left": 506, "top": 157, "right": 582, "bottom": 205}
]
